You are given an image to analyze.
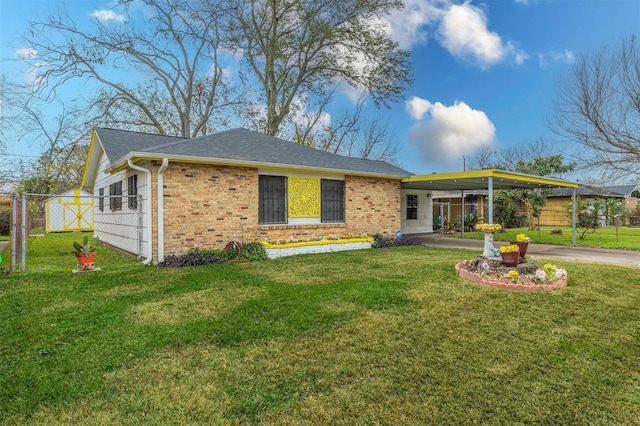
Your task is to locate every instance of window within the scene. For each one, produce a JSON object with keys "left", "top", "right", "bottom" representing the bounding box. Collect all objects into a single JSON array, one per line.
[
  {"left": 406, "top": 194, "right": 418, "bottom": 220},
  {"left": 109, "top": 181, "right": 122, "bottom": 211},
  {"left": 98, "top": 188, "right": 104, "bottom": 212},
  {"left": 128, "top": 175, "right": 138, "bottom": 209},
  {"left": 259, "top": 175, "right": 287, "bottom": 224},
  {"left": 321, "top": 179, "right": 345, "bottom": 223}
]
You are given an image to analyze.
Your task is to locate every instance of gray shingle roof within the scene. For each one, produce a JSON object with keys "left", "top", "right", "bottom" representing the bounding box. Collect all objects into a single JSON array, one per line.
[
  {"left": 95, "top": 127, "right": 411, "bottom": 178},
  {"left": 95, "top": 128, "right": 187, "bottom": 164},
  {"left": 551, "top": 185, "right": 624, "bottom": 198},
  {"left": 601, "top": 185, "right": 639, "bottom": 197}
]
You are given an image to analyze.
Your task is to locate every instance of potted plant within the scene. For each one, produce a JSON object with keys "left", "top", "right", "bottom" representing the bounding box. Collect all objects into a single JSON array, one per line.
[
  {"left": 499, "top": 244, "right": 520, "bottom": 267},
  {"left": 60, "top": 235, "right": 99, "bottom": 270},
  {"left": 511, "top": 233, "right": 531, "bottom": 258}
]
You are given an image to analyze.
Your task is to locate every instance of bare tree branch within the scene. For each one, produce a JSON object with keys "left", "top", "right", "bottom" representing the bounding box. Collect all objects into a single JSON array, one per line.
[{"left": 549, "top": 34, "right": 640, "bottom": 179}]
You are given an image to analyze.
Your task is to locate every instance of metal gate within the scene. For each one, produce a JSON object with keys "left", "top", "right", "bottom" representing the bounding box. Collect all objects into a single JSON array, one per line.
[{"left": 4, "top": 192, "right": 143, "bottom": 273}]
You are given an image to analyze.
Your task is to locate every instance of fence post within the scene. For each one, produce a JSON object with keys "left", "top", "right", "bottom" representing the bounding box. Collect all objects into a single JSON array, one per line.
[
  {"left": 21, "top": 192, "right": 27, "bottom": 272},
  {"left": 11, "top": 192, "right": 16, "bottom": 273}
]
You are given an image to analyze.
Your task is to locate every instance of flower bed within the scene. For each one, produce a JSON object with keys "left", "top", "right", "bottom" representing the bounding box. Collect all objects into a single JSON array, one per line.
[
  {"left": 260, "top": 237, "right": 374, "bottom": 259},
  {"left": 455, "top": 257, "right": 568, "bottom": 292}
]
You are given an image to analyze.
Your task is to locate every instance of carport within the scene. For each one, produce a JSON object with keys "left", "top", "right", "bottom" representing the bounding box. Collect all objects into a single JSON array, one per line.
[{"left": 401, "top": 169, "right": 579, "bottom": 244}]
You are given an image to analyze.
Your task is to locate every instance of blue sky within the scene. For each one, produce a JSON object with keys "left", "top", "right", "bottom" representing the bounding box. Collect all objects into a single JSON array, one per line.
[{"left": 1, "top": 0, "right": 639, "bottom": 178}]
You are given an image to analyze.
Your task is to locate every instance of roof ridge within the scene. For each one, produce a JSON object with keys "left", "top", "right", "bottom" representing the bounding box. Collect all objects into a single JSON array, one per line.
[{"left": 96, "top": 127, "right": 188, "bottom": 141}]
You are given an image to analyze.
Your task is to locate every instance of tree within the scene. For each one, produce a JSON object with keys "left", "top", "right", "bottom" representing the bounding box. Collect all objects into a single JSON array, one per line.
[
  {"left": 292, "top": 97, "right": 401, "bottom": 164},
  {"left": 222, "top": 0, "right": 412, "bottom": 136},
  {"left": 568, "top": 198, "right": 605, "bottom": 240},
  {"left": 25, "top": 0, "right": 240, "bottom": 138},
  {"left": 511, "top": 155, "right": 575, "bottom": 231},
  {"left": 550, "top": 35, "right": 640, "bottom": 180}
]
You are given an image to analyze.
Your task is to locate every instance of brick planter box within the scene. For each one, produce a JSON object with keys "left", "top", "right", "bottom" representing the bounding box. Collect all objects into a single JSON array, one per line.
[{"left": 261, "top": 238, "right": 373, "bottom": 259}]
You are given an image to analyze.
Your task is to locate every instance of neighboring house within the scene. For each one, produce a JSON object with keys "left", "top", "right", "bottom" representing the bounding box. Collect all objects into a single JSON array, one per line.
[
  {"left": 538, "top": 185, "right": 625, "bottom": 226},
  {"left": 600, "top": 185, "right": 639, "bottom": 212},
  {"left": 45, "top": 189, "right": 94, "bottom": 232},
  {"left": 0, "top": 195, "right": 10, "bottom": 211},
  {"left": 81, "top": 127, "right": 431, "bottom": 263}
]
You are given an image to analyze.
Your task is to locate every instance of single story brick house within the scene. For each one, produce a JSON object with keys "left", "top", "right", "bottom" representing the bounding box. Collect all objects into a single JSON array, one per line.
[{"left": 81, "top": 127, "right": 434, "bottom": 264}]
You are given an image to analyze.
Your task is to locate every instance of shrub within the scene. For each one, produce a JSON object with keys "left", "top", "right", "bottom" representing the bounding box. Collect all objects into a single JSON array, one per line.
[
  {"left": 158, "top": 249, "right": 227, "bottom": 267},
  {"left": 240, "top": 242, "right": 268, "bottom": 261},
  {"left": 0, "top": 210, "right": 10, "bottom": 236},
  {"left": 222, "top": 241, "right": 242, "bottom": 260},
  {"left": 372, "top": 233, "right": 420, "bottom": 248}
]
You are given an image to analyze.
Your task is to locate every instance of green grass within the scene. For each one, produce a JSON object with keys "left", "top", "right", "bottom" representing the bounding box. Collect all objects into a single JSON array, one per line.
[
  {"left": 458, "top": 226, "right": 640, "bottom": 250},
  {"left": 1, "top": 241, "right": 640, "bottom": 424}
]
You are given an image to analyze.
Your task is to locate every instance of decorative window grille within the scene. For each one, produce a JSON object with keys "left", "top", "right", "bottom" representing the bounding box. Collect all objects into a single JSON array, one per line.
[
  {"left": 259, "top": 175, "right": 287, "bottom": 224},
  {"left": 321, "top": 179, "right": 345, "bottom": 223}
]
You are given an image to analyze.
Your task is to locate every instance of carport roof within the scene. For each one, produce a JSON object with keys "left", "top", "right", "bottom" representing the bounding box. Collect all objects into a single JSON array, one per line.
[{"left": 401, "top": 169, "right": 578, "bottom": 191}]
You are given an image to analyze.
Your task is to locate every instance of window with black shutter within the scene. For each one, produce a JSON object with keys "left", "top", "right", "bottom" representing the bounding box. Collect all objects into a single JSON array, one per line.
[
  {"left": 98, "top": 188, "right": 104, "bottom": 212},
  {"left": 407, "top": 194, "right": 418, "bottom": 220},
  {"left": 128, "top": 175, "right": 138, "bottom": 209},
  {"left": 321, "top": 179, "right": 345, "bottom": 223},
  {"left": 259, "top": 175, "right": 287, "bottom": 224}
]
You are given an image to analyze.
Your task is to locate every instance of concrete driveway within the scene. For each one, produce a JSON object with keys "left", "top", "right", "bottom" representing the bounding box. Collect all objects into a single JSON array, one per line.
[{"left": 413, "top": 234, "right": 640, "bottom": 267}]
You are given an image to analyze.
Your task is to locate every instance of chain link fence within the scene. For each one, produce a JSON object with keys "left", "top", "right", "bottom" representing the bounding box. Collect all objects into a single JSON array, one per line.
[{"left": 0, "top": 192, "right": 143, "bottom": 273}]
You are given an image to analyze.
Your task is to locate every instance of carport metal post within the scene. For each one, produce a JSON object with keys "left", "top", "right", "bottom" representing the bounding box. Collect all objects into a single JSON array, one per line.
[{"left": 488, "top": 176, "right": 494, "bottom": 224}]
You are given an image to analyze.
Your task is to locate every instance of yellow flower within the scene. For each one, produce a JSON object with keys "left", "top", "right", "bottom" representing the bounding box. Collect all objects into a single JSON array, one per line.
[
  {"left": 499, "top": 244, "right": 520, "bottom": 253},
  {"left": 508, "top": 270, "right": 520, "bottom": 283},
  {"left": 475, "top": 223, "right": 502, "bottom": 232},
  {"left": 516, "top": 233, "right": 531, "bottom": 243}
]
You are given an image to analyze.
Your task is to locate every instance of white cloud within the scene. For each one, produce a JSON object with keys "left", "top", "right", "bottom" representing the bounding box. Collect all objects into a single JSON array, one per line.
[
  {"left": 406, "top": 96, "right": 433, "bottom": 120},
  {"left": 90, "top": 9, "right": 127, "bottom": 23},
  {"left": 538, "top": 49, "right": 575, "bottom": 68},
  {"left": 406, "top": 97, "right": 496, "bottom": 166},
  {"left": 436, "top": 1, "right": 527, "bottom": 69},
  {"left": 377, "top": 0, "right": 443, "bottom": 50},
  {"left": 15, "top": 47, "right": 37, "bottom": 60}
]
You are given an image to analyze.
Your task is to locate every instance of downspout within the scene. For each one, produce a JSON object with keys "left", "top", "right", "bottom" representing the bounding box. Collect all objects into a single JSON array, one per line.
[
  {"left": 157, "top": 158, "right": 169, "bottom": 263},
  {"left": 127, "top": 160, "right": 153, "bottom": 265}
]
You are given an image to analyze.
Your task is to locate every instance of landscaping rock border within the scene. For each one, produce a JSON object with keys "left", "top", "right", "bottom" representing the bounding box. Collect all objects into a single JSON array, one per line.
[{"left": 455, "top": 260, "right": 568, "bottom": 292}]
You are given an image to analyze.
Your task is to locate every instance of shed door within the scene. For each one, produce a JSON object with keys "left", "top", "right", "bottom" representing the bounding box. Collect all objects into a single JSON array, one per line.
[{"left": 63, "top": 203, "right": 93, "bottom": 231}]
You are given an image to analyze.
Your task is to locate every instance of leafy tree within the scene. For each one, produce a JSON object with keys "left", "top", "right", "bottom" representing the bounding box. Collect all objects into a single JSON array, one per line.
[
  {"left": 568, "top": 198, "right": 605, "bottom": 240},
  {"left": 222, "top": 0, "right": 413, "bottom": 136},
  {"left": 551, "top": 34, "right": 640, "bottom": 180},
  {"left": 492, "top": 191, "right": 524, "bottom": 230},
  {"left": 511, "top": 155, "right": 574, "bottom": 231},
  {"left": 607, "top": 199, "right": 631, "bottom": 242}
]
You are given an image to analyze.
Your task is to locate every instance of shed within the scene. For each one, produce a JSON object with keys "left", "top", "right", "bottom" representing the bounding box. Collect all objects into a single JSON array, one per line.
[{"left": 46, "top": 189, "right": 94, "bottom": 232}]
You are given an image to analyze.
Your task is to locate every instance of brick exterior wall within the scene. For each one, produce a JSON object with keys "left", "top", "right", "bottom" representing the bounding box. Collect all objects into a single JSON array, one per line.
[{"left": 156, "top": 162, "right": 402, "bottom": 257}]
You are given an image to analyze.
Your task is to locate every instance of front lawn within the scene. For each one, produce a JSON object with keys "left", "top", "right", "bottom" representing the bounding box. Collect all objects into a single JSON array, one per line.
[{"left": 1, "top": 247, "right": 639, "bottom": 424}]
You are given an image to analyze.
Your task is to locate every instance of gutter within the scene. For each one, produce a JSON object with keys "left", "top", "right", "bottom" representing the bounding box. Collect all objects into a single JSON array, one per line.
[
  {"left": 157, "top": 158, "right": 169, "bottom": 263},
  {"left": 127, "top": 160, "right": 153, "bottom": 265}
]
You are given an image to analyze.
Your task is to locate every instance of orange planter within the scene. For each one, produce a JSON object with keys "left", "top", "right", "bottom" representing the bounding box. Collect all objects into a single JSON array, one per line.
[{"left": 76, "top": 252, "right": 96, "bottom": 270}]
